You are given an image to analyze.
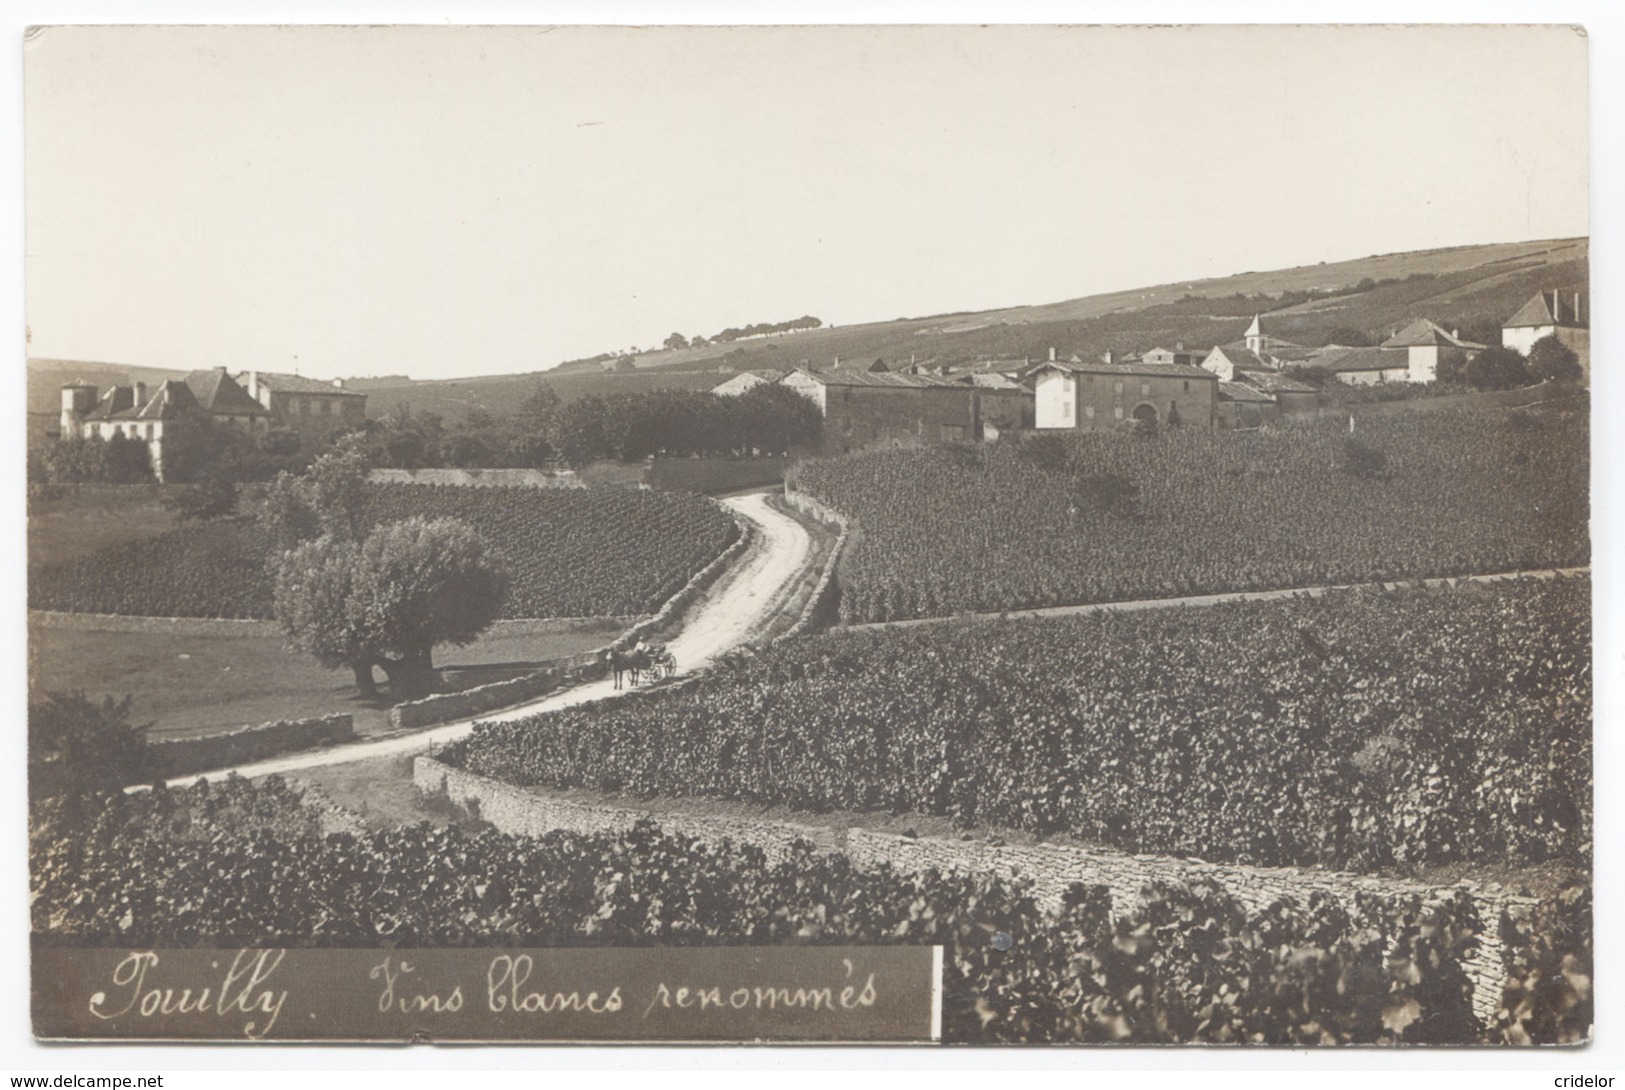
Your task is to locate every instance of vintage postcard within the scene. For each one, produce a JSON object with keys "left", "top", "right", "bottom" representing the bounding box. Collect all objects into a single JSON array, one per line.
[{"left": 23, "top": 23, "right": 1591, "bottom": 1046}]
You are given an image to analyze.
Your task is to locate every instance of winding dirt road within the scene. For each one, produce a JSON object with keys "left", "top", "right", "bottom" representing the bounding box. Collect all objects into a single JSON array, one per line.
[{"left": 151, "top": 491, "right": 814, "bottom": 788}]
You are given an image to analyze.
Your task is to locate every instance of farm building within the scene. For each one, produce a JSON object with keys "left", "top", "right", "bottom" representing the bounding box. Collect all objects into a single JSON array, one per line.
[
  {"left": 782, "top": 367, "right": 1031, "bottom": 454},
  {"left": 235, "top": 370, "right": 368, "bottom": 442},
  {"left": 1377, "top": 320, "right": 1485, "bottom": 384},
  {"left": 711, "top": 369, "right": 786, "bottom": 397},
  {"left": 1217, "top": 381, "right": 1279, "bottom": 430},
  {"left": 1033, "top": 352, "right": 1217, "bottom": 432},
  {"left": 1310, "top": 346, "right": 1413, "bottom": 385},
  {"left": 1243, "top": 371, "right": 1320, "bottom": 416},
  {"left": 1502, "top": 290, "right": 1588, "bottom": 375},
  {"left": 59, "top": 367, "right": 272, "bottom": 481},
  {"left": 954, "top": 372, "right": 1034, "bottom": 438}
]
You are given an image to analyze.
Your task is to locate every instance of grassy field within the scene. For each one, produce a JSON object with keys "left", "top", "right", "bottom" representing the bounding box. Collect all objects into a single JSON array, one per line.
[{"left": 27, "top": 616, "right": 626, "bottom": 740}]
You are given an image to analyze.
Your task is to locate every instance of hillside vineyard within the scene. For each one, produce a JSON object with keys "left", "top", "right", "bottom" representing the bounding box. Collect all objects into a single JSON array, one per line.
[
  {"left": 29, "top": 776, "right": 1590, "bottom": 1045},
  {"left": 794, "top": 405, "right": 1588, "bottom": 622},
  {"left": 28, "top": 484, "right": 739, "bottom": 620},
  {"left": 443, "top": 576, "right": 1591, "bottom": 872}
]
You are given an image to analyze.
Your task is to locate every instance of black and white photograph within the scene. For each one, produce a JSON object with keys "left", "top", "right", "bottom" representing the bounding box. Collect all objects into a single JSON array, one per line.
[{"left": 16, "top": 18, "right": 1601, "bottom": 1058}]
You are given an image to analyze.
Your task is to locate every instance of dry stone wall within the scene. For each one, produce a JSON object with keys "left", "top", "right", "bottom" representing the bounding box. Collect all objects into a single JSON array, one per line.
[
  {"left": 390, "top": 653, "right": 608, "bottom": 729},
  {"left": 610, "top": 515, "right": 751, "bottom": 653},
  {"left": 368, "top": 468, "right": 584, "bottom": 489},
  {"left": 780, "top": 488, "right": 849, "bottom": 638},
  {"left": 154, "top": 715, "right": 355, "bottom": 777},
  {"left": 415, "top": 756, "right": 1534, "bottom": 1023}
]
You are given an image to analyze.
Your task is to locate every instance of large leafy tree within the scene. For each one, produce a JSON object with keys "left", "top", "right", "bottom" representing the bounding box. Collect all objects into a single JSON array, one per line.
[
  {"left": 1527, "top": 334, "right": 1583, "bottom": 384},
  {"left": 1463, "top": 346, "right": 1533, "bottom": 391},
  {"left": 259, "top": 433, "right": 372, "bottom": 551},
  {"left": 274, "top": 516, "right": 509, "bottom": 698}
]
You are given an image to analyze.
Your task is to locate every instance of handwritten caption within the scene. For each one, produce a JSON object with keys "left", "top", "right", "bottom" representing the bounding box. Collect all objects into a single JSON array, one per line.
[{"left": 35, "top": 945, "right": 938, "bottom": 1043}]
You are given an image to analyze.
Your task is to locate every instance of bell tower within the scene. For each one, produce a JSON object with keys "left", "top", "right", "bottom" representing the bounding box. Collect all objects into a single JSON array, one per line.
[{"left": 1244, "top": 315, "right": 1264, "bottom": 356}]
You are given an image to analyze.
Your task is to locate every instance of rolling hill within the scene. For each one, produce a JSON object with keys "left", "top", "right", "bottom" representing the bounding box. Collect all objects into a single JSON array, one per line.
[{"left": 28, "top": 236, "right": 1586, "bottom": 424}]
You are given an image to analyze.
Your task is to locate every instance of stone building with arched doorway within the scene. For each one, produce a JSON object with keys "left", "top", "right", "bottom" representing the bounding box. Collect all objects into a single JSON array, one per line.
[{"left": 1033, "top": 353, "right": 1218, "bottom": 432}]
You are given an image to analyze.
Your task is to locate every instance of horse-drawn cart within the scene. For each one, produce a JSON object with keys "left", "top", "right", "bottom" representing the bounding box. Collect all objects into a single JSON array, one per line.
[{"left": 607, "top": 642, "right": 677, "bottom": 688}]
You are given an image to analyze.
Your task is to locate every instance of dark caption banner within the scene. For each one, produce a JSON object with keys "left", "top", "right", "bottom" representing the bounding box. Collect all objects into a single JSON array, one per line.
[{"left": 33, "top": 944, "right": 941, "bottom": 1043}]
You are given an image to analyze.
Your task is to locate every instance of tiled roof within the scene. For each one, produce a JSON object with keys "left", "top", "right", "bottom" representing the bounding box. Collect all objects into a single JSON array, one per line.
[
  {"left": 137, "top": 380, "right": 201, "bottom": 420},
  {"left": 1314, "top": 346, "right": 1408, "bottom": 373},
  {"left": 83, "top": 380, "right": 209, "bottom": 423},
  {"left": 961, "top": 373, "right": 1030, "bottom": 391},
  {"left": 1218, "top": 382, "right": 1276, "bottom": 404},
  {"left": 1505, "top": 290, "right": 1586, "bottom": 329},
  {"left": 794, "top": 368, "right": 957, "bottom": 389},
  {"left": 81, "top": 386, "right": 137, "bottom": 422},
  {"left": 236, "top": 370, "right": 367, "bottom": 397},
  {"left": 1381, "top": 319, "right": 1485, "bottom": 351},
  {"left": 1245, "top": 372, "right": 1319, "bottom": 395},
  {"left": 185, "top": 369, "right": 271, "bottom": 416},
  {"left": 1039, "top": 358, "right": 1215, "bottom": 380}
]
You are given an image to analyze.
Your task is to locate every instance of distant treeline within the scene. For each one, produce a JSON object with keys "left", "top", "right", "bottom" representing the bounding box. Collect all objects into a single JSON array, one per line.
[
  {"left": 363, "top": 382, "right": 823, "bottom": 470},
  {"left": 705, "top": 314, "right": 823, "bottom": 344}
]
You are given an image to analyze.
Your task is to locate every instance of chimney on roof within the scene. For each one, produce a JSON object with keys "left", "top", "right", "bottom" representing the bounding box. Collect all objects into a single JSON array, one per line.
[
  {"left": 1048, "top": 347, "right": 1056, "bottom": 362},
  {"left": 1452, "top": 328, "right": 1460, "bottom": 340},
  {"left": 1102, "top": 350, "right": 1114, "bottom": 365},
  {"left": 332, "top": 378, "right": 344, "bottom": 388},
  {"left": 247, "top": 369, "right": 259, "bottom": 401},
  {"left": 833, "top": 355, "right": 841, "bottom": 368},
  {"left": 131, "top": 382, "right": 146, "bottom": 410},
  {"left": 1176, "top": 341, "right": 1184, "bottom": 352}
]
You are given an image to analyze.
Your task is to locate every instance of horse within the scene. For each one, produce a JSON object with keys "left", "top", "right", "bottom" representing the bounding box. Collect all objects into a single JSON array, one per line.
[{"left": 606, "top": 648, "right": 629, "bottom": 690}]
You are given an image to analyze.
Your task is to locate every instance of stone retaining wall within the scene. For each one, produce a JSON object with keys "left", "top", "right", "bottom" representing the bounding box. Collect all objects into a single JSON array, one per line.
[
  {"left": 415, "top": 755, "right": 1535, "bottom": 1023},
  {"left": 369, "top": 468, "right": 584, "bottom": 489},
  {"left": 610, "top": 515, "right": 751, "bottom": 653},
  {"left": 154, "top": 715, "right": 355, "bottom": 777},
  {"left": 390, "top": 653, "right": 608, "bottom": 729},
  {"left": 780, "top": 488, "right": 850, "bottom": 638}
]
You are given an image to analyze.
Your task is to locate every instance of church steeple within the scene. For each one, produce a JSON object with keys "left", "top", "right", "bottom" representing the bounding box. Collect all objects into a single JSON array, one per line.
[{"left": 1244, "top": 314, "right": 1264, "bottom": 355}]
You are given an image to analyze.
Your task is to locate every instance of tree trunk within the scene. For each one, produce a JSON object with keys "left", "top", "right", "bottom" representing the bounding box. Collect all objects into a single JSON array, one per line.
[
  {"left": 351, "top": 660, "right": 378, "bottom": 698},
  {"left": 378, "top": 646, "right": 436, "bottom": 700}
]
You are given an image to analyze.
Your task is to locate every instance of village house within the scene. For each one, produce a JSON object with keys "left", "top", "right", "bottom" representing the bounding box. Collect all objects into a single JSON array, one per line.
[
  {"left": 1139, "top": 344, "right": 1207, "bottom": 369},
  {"left": 235, "top": 370, "right": 368, "bottom": 441},
  {"left": 1501, "top": 290, "right": 1588, "bottom": 376},
  {"left": 1201, "top": 344, "right": 1276, "bottom": 383},
  {"left": 59, "top": 367, "right": 272, "bottom": 481},
  {"left": 1377, "top": 320, "right": 1485, "bottom": 383},
  {"left": 1033, "top": 349, "right": 1217, "bottom": 432}
]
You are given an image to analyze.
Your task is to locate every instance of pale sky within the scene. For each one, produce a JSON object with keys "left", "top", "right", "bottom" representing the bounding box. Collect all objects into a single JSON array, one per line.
[{"left": 24, "top": 24, "right": 1589, "bottom": 381}]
